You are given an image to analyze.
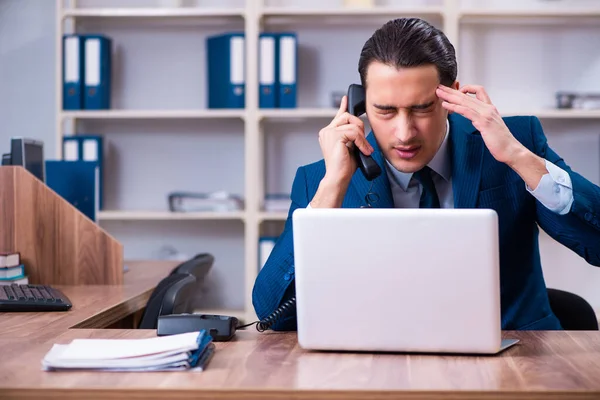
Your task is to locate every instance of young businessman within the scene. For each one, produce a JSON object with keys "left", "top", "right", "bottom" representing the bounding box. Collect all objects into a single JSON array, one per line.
[{"left": 252, "top": 18, "right": 600, "bottom": 331}]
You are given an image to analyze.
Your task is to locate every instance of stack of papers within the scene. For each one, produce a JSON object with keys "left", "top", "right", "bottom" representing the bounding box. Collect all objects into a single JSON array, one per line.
[{"left": 42, "top": 330, "right": 214, "bottom": 372}]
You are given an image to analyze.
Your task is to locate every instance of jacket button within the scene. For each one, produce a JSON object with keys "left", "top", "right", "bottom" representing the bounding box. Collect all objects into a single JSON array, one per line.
[
  {"left": 585, "top": 213, "right": 593, "bottom": 222},
  {"left": 288, "top": 266, "right": 295, "bottom": 274},
  {"left": 284, "top": 273, "right": 291, "bottom": 281}
]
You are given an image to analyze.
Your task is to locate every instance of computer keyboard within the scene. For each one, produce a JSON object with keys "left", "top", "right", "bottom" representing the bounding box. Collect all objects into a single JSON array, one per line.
[{"left": 0, "top": 284, "right": 73, "bottom": 312}]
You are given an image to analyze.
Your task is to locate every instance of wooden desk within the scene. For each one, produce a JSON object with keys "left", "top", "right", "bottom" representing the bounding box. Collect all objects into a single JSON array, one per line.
[
  {"left": 1, "top": 262, "right": 600, "bottom": 399},
  {"left": 0, "top": 261, "right": 177, "bottom": 340},
  {"left": 1, "top": 330, "right": 600, "bottom": 399}
]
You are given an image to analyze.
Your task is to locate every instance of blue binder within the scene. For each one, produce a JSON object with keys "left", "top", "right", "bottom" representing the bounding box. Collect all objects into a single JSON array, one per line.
[
  {"left": 62, "top": 135, "right": 104, "bottom": 209},
  {"left": 206, "top": 32, "right": 245, "bottom": 109},
  {"left": 45, "top": 160, "right": 99, "bottom": 222},
  {"left": 83, "top": 35, "right": 112, "bottom": 110},
  {"left": 259, "top": 33, "right": 277, "bottom": 108},
  {"left": 277, "top": 32, "right": 297, "bottom": 108},
  {"left": 62, "top": 35, "right": 85, "bottom": 110}
]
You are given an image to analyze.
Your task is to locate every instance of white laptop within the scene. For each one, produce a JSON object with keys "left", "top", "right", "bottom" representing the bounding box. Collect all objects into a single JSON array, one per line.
[{"left": 292, "top": 208, "right": 518, "bottom": 355}]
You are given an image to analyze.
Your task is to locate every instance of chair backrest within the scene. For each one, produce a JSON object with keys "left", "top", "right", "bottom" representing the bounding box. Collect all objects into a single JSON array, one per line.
[
  {"left": 170, "top": 253, "right": 214, "bottom": 279},
  {"left": 547, "top": 288, "right": 599, "bottom": 330},
  {"left": 138, "top": 273, "right": 197, "bottom": 329}
]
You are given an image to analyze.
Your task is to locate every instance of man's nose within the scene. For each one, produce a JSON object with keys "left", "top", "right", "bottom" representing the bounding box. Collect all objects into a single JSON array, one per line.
[{"left": 394, "top": 114, "right": 417, "bottom": 143}]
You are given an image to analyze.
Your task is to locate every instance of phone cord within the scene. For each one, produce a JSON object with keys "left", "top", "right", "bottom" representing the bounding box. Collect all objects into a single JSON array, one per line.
[
  {"left": 239, "top": 184, "right": 378, "bottom": 332},
  {"left": 236, "top": 297, "right": 297, "bottom": 332},
  {"left": 364, "top": 181, "right": 379, "bottom": 208}
]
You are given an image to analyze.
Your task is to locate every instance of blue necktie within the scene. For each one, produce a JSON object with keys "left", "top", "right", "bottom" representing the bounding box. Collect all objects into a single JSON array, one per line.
[{"left": 413, "top": 166, "right": 440, "bottom": 208}]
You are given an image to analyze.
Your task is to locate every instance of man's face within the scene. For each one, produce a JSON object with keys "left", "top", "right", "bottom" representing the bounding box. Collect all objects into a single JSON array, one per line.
[{"left": 365, "top": 62, "right": 457, "bottom": 173}]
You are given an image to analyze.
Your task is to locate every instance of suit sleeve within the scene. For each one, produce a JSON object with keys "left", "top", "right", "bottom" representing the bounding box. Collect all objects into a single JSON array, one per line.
[
  {"left": 530, "top": 116, "right": 600, "bottom": 266},
  {"left": 251, "top": 166, "right": 310, "bottom": 330}
]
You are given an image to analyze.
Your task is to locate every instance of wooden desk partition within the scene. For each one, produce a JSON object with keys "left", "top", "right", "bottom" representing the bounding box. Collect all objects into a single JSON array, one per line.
[{"left": 0, "top": 166, "right": 123, "bottom": 285}]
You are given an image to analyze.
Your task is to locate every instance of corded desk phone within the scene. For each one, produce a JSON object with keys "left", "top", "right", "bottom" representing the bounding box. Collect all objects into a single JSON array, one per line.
[{"left": 156, "top": 85, "right": 383, "bottom": 339}]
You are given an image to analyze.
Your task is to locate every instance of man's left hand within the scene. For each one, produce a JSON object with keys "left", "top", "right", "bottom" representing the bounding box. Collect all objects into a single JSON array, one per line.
[
  {"left": 435, "top": 84, "right": 548, "bottom": 190},
  {"left": 435, "top": 84, "right": 528, "bottom": 165}
]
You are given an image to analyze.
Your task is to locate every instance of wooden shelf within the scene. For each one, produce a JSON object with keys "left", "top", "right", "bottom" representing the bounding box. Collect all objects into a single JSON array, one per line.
[
  {"left": 258, "top": 212, "right": 288, "bottom": 222},
  {"left": 460, "top": 8, "right": 600, "bottom": 20},
  {"left": 259, "top": 108, "right": 600, "bottom": 121},
  {"left": 97, "top": 211, "right": 246, "bottom": 221},
  {"left": 261, "top": 6, "right": 444, "bottom": 18},
  {"left": 505, "top": 109, "right": 600, "bottom": 119},
  {"left": 61, "top": 109, "right": 245, "bottom": 120},
  {"left": 259, "top": 108, "right": 338, "bottom": 121},
  {"left": 62, "top": 7, "right": 245, "bottom": 19}
]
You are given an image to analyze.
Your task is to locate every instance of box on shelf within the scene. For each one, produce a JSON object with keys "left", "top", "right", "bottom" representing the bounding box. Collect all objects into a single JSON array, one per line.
[
  {"left": 168, "top": 191, "right": 244, "bottom": 212},
  {"left": 264, "top": 193, "right": 292, "bottom": 212}
]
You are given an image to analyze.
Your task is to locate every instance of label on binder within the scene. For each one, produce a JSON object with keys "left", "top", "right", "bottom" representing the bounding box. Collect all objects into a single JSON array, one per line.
[
  {"left": 280, "top": 36, "right": 296, "bottom": 85},
  {"left": 85, "top": 39, "right": 101, "bottom": 86},
  {"left": 260, "top": 36, "right": 275, "bottom": 85},
  {"left": 63, "top": 140, "right": 79, "bottom": 161},
  {"left": 230, "top": 36, "right": 244, "bottom": 85},
  {"left": 83, "top": 139, "right": 98, "bottom": 162},
  {"left": 65, "top": 37, "right": 80, "bottom": 83}
]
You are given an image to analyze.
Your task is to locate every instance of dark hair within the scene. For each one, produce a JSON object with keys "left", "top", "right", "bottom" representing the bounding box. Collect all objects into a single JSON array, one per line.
[{"left": 358, "top": 18, "right": 457, "bottom": 88}]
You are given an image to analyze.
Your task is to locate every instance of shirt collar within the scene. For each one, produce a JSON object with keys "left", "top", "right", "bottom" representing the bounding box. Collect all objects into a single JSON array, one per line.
[{"left": 385, "top": 119, "right": 451, "bottom": 192}]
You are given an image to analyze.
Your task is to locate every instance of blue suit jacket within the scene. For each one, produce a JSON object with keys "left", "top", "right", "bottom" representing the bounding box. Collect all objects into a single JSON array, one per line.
[{"left": 252, "top": 113, "right": 600, "bottom": 331}]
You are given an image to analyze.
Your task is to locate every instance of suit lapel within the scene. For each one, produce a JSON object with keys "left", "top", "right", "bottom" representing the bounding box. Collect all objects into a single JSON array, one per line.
[
  {"left": 448, "top": 114, "right": 485, "bottom": 209},
  {"left": 348, "top": 133, "right": 394, "bottom": 208}
]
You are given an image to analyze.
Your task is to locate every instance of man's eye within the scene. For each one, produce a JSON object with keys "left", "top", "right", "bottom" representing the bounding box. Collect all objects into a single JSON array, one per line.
[{"left": 414, "top": 107, "right": 434, "bottom": 114}]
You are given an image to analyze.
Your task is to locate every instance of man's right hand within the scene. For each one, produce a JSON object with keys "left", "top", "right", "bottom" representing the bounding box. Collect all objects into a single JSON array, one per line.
[{"left": 310, "top": 95, "right": 374, "bottom": 208}]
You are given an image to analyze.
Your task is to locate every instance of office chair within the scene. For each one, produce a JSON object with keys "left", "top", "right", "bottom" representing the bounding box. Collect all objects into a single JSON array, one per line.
[
  {"left": 547, "top": 288, "right": 599, "bottom": 330},
  {"left": 138, "top": 273, "right": 197, "bottom": 329},
  {"left": 169, "top": 253, "right": 214, "bottom": 280}
]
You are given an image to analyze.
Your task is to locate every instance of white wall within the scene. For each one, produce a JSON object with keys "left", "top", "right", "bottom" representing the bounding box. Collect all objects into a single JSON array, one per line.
[
  {"left": 0, "top": 0, "right": 56, "bottom": 157},
  {"left": 1, "top": 0, "right": 600, "bottom": 313}
]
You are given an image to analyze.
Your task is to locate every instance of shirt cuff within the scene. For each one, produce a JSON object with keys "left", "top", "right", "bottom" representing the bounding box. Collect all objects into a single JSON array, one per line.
[
  {"left": 526, "top": 160, "right": 574, "bottom": 215},
  {"left": 306, "top": 203, "right": 312, "bottom": 209}
]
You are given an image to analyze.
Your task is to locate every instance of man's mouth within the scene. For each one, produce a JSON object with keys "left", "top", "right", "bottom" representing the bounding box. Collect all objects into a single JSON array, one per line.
[{"left": 394, "top": 146, "right": 421, "bottom": 159}]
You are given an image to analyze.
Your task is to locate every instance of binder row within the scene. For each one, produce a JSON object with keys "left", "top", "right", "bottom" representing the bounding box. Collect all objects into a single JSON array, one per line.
[
  {"left": 207, "top": 32, "right": 298, "bottom": 109},
  {"left": 45, "top": 136, "right": 104, "bottom": 223},
  {"left": 62, "top": 34, "right": 112, "bottom": 110},
  {"left": 63, "top": 32, "right": 297, "bottom": 110}
]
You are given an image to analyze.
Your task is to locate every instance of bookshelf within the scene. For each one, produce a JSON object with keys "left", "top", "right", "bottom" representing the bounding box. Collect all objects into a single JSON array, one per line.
[{"left": 56, "top": 0, "right": 600, "bottom": 322}]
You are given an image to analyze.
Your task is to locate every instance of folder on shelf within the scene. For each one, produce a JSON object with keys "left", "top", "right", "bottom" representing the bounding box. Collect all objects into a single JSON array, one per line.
[
  {"left": 62, "top": 135, "right": 104, "bottom": 209},
  {"left": 45, "top": 160, "right": 100, "bottom": 222},
  {"left": 62, "top": 35, "right": 85, "bottom": 110},
  {"left": 277, "top": 32, "right": 297, "bottom": 109},
  {"left": 259, "top": 236, "right": 278, "bottom": 270},
  {"left": 83, "top": 35, "right": 112, "bottom": 110},
  {"left": 206, "top": 32, "right": 245, "bottom": 109},
  {"left": 259, "top": 33, "right": 277, "bottom": 108}
]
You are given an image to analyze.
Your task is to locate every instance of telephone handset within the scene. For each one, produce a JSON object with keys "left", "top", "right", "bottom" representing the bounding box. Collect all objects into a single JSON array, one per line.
[{"left": 347, "top": 84, "right": 382, "bottom": 181}]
